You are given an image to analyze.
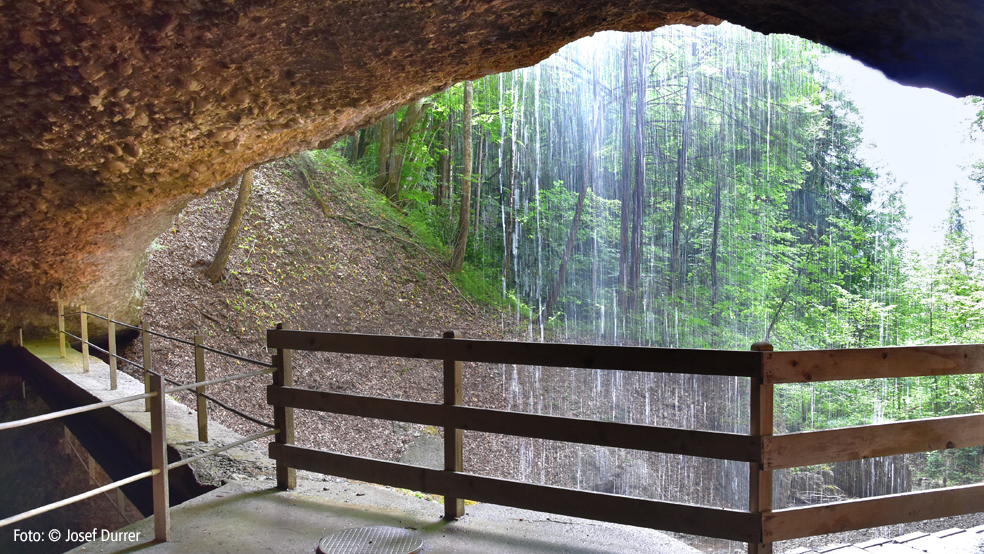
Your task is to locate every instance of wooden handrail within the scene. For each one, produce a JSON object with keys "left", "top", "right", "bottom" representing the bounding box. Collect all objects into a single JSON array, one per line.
[
  {"left": 266, "top": 327, "right": 984, "bottom": 552},
  {"left": 763, "top": 483, "right": 984, "bottom": 542},
  {"left": 269, "top": 443, "right": 762, "bottom": 543},
  {"left": 267, "top": 386, "right": 762, "bottom": 462},
  {"left": 763, "top": 344, "right": 984, "bottom": 383},
  {"left": 762, "top": 413, "right": 984, "bottom": 470},
  {"left": 266, "top": 329, "right": 763, "bottom": 376}
]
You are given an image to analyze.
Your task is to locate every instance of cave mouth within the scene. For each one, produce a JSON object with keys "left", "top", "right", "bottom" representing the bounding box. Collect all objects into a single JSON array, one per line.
[{"left": 3, "top": 1, "right": 984, "bottom": 341}]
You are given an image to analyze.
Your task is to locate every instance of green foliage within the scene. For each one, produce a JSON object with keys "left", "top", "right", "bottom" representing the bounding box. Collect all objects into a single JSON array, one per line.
[{"left": 340, "top": 25, "right": 984, "bottom": 485}]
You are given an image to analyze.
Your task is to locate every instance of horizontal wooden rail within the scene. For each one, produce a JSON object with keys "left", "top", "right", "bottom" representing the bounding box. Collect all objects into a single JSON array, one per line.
[
  {"left": 267, "top": 329, "right": 762, "bottom": 377},
  {"left": 269, "top": 386, "right": 760, "bottom": 462},
  {"left": 269, "top": 443, "right": 760, "bottom": 543},
  {"left": 763, "top": 482, "right": 984, "bottom": 542},
  {"left": 763, "top": 344, "right": 984, "bottom": 384},
  {"left": 763, "top": 413, "right": 984, "bottom": 469}
]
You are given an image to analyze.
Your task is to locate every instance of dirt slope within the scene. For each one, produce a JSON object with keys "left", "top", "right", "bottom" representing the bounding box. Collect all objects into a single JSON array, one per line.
[{"left": 124, "top": 152, "right": 520, "bottom": 477}]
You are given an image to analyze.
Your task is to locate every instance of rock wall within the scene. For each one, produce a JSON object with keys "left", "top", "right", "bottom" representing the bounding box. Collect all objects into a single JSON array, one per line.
[{"left": 1, "top": 0, "right": 983, "bottom": 338}]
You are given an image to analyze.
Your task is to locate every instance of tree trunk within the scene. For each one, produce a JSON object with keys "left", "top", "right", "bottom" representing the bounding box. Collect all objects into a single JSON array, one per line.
[
  {"left": 387, "top": 98, "right": 426, "bottom": 199},
  {"left": 618, "top": 34, "right": 633, "bottom": 314},
  {"left": 473, "top": 132, "right": 486, "bottom": 236},
  {"left": 375, "top": 115, "right": 395, "bottom": 192},
  {"left": 628, "top": 36, "right": 651, "bottom": 311},
  {"left": 451, "top": 81, "right": 473, "bottom": 272},
  {"left": 710, "top": 167, "right": 724, "bottom": 330},
  {"left": 353, "top": 127, "right": 370, "bottom": 162},
  {"left": 502, "top": 140, "right": 515, "bottom": 285},
  {"left": 206, "top": 168, "right": 254, "bottom": 283},
  {"left": 670, "top": 71, "right": 694, "bottom": 291},
  {"left": 543, "top": 58, "right": 602, "bottom": 322},
  {"left": 436, "top": 115, "right": 451, "bottom": 207},
  {"left": 374, "top": 99, "right": 426, "bottom": 200}
]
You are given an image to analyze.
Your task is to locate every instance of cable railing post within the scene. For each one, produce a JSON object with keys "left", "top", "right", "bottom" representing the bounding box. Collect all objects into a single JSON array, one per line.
[
  {"left": 57, "top": 295, "right": 66, "bottom": 358},
  {"left": 194, "top": 334, "right": 208, "bottom": 442},
  {"left": 116, "top": 488, "right": 126, "bottom": 518},
  {"left": 108, "top": 312, "right": 117, "bottom": 390},
  {"left": 80, "top": 303, "right": 89, "bottom": 373},
  {"left": 273, "top": 322, "right": 296, "bottom": 490},
  {"left": 142, "top": 320, "right": 152, "bottom": 412},
  {"left": 749, "top": 340, "right": 774, "bottom": 554},
  {"left": 443, "top": 330, "right": 464, "bottom": 520},
  {"left": 149, "top": 372, "right": 170, "bottom": 542}
]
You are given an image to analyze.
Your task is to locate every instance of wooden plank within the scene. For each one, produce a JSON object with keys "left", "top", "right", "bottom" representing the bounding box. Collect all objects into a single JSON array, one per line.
[
  {"left": 142, "top": 320, "right": 152, "bottom": 412},
  {"left": 763, "top": 413, "right": 984, "bottom": 470},
  {"left": 267, "top": 386, "right": 445, "bottom": 425},
  {"left": 267, "top": 386, "right": 760, "bottom": 462},
  {"left": 451, "top": 405, "right": 760, "bottom": 462},
  {"left": 273, "top": 322, "right": 296, "bottom": 490},
  {"left": 269, "top": 443, "right": 760, "bottom": 543},
  {"left": 763, "top": 344, "right": 984, "bottom": 384},
  {"left": 194, "top": 334, "right": 208, "bottom": 442},
  {"left": 107, "top": 312, "right": 117, "bottom": 391},
  {"left": 57, "top": 296, "right": 66, "bottom": 358},
  {"left": 763, "top": 483, "right": 984, "bottom": 542},
  {"left": 443, "top": 330, "right": 464, "bottom": 520},
  {"left": 80, "top": 304, "right": 89, "bottom": 373},
  {"left": 267, "top": 329, "right": 761, "bottom": 377},
  {"left": 749, "top": 373, "right": 774, "bottom": 554},
  {"left": 149, "top": 373, "right": 169, "bottom": 542}
]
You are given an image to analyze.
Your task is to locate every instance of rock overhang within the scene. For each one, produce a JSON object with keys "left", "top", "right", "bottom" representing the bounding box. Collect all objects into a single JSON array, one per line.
[{"left": 1, "top": 0, "right": 982, "bottom": 340}]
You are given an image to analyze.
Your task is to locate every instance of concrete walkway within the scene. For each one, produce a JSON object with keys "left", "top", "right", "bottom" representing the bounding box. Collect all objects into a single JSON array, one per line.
[
  {"left": 67, "top": 478, "right": 702, "bottom": 554},
  {"left": 21, "top": 341, "right": 703, "bottom": 554}
]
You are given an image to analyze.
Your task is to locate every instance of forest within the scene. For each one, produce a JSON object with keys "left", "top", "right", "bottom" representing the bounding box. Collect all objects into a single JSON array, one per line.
[{"left": 326, "top": 24, "right": 984, "bottom": 490}]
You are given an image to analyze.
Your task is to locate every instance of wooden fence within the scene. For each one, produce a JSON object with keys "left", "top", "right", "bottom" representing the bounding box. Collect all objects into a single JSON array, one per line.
[{"left": 266, "top": 327, "right": 984, "bottom": 553}]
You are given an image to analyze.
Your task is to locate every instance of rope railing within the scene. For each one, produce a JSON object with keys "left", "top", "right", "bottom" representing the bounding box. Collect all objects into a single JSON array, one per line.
[
  {"left": 0, "top": 391, "right": 158, "bottom": 432},
  {"left": 59, "top": 301, "right": 278, "bottom": 437},
  {"left": 60, "top": 301, "right": 275, "bottom": 439},
  {"left": 0, "top": 301, "right": 291, "bottom": 543},
  {"left": 141, "top": 326, "right": 196, "bottom": 347},
  {"left": 0, "top": 469, "right": 158, "bottom": 530},
  {"left": 165, "top": 367, "right": 275, "bottom": 395},
  {"left": 200, "top": 344, "right": 276, "bottom": 368},
  {"left": 160, "top": 372, "right": 275, "bottom": 429},
  {"left": 167, "top": 429, "right": 279, "bottom": 471}
]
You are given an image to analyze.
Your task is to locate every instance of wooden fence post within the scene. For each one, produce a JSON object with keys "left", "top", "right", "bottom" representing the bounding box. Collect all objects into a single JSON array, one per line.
[
  {"left": 16, "top": 327, "right": 22, "bottom": 347},
  {"left": 273, "top": 322, "right": 296, "bottom": 490},
  {"left": 80, "top": 303, "right": 89, "bottom": 373},
  {"left": 194, "top": 334, "right": 208, "bottom": 442},
  {"left": 142, "top": 320, "right": 152, "bottom": 412},
  {"left": 149, "top": 372, "right": 170, "bottom": 542},
  {"left": 108, "top": 312, "right": 117, "bottom": 390},
  {"left": 58, "top": 295, "right": 66, "bottom": 358},
  {"left": 443, "top": 330, "right": 464, "bottom": 520},
  {"left": 749, "top": 340, "right": 774, "bottom": 554}
]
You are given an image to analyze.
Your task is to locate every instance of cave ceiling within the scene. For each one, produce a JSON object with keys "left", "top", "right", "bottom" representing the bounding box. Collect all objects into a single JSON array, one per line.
[{"left": 1, "top": 0, "right": 983, "bottom": 338}]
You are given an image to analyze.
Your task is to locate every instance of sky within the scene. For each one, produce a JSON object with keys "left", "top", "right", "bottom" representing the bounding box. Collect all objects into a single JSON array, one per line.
[{"left": 819, "top": 54, "right": 984, "bottom": 252}]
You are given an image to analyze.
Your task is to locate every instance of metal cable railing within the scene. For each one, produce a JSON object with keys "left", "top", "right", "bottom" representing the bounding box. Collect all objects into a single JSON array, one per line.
[
  {"left": 59, "top": 302, "right": 276, "bottom": 432},
  {"left": 0, "top": 300, "right": 288, "bottom": 542}
]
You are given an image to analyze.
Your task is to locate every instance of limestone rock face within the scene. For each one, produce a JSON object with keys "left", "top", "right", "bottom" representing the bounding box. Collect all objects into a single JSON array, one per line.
[{"left": 1, "top": 0, "right": 983, "bottom": 339}]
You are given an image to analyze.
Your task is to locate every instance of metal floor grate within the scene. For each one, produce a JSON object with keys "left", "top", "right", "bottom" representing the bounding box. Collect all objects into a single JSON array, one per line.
[{"left": 317, "top": 526, "right": 424, "bottom": 554}]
